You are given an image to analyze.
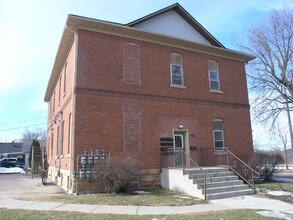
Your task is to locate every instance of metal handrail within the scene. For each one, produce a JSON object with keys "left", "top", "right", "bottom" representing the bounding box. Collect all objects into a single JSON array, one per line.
[
  {"left": 226, "top": 148, "right": 260, "bottom": 177},
  {"left": 224, "top": 147, "right": 260, "bottom": 192},
  {"left": 183, "top": 152, "right": 212, "bottom": 200}
]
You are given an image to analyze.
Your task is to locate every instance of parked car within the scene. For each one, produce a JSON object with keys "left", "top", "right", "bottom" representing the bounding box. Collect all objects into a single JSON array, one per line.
[
  {"left": 0, "top": 158, "right": 17, "bottom": 167},
  {"left": 16, "top": 158, "right": 25, "bottom": 168}
]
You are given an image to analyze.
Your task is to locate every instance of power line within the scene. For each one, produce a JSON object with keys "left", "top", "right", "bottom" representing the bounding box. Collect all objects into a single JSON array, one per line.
[
  {"left": 0, "top": 123, "right": 47, "bottom": 131},
  {"left": 0, "top": 116, "right": 46, "bottom": 126}
]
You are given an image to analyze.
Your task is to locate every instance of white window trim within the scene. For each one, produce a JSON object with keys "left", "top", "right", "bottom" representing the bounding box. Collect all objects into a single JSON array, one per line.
[
  {"left": 208, "top": 70, "right": 221, "bottom": 92},
  {"left": 213, "top": 130, "right": 224, "bottom": 151},
  {"left": 170, "top": 64, "right": 184, "bottom": 87}
]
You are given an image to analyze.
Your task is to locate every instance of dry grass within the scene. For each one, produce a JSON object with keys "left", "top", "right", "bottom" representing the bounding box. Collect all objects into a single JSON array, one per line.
[
  {"left": 256, "top": 182, "right": 293, "bottom": 204},
  {"left": 0, "top": 208, "right": 280, "bottom": 220},
  {"left": 20, "top": 189, "right": 205, "bottom": 206}
]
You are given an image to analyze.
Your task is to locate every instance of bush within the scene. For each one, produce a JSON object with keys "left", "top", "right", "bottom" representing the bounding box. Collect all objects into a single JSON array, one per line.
[
  {"left": 92, "top": 156, "right": 141, "bottom": 193},
  {"left": 28, "top": 139, "right": 41, "bottom": 168},
  {"left": 250, "top": 150, "right": 284, "bottom": 182}
]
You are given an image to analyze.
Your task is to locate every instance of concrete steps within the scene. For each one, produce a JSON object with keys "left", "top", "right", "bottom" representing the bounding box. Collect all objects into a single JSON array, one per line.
[{"left": 185, "top": 167, "right": 255, "bottom": 200}]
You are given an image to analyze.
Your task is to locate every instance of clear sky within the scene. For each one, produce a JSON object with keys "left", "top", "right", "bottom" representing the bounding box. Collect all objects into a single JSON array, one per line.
[{"left": 0, "top": 0, "right": 290, "bottom": 143}]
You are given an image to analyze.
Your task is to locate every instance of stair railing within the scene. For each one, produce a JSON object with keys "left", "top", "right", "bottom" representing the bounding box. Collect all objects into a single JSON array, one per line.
[
  {"left": 183, "top": 152, "right": 212, "bottom": 200},
  {"left": 224, "top": 148, "right": 260, "bottom": 192}
]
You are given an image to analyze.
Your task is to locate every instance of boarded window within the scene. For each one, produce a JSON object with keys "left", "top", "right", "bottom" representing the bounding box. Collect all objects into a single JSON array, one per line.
[
  {"left": 122, "top": 43, "right": 141, "bottom": 85},
  {"left": 122, "top": 105, "right": 143, "bottom": 157}
]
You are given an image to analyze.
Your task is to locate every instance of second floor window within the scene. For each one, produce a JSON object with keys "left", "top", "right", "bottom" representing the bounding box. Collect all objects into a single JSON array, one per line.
[
  {"left": 170, "top": 53, "right": 184, "bottom": 86},
  {"left": 208, "top": 60, "right": 220, "bottom": 91}
]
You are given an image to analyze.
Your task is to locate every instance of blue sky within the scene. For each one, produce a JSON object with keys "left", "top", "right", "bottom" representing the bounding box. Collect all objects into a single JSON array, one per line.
[{"left": 0, "top": 0, "right": 291, "bottom": 143}]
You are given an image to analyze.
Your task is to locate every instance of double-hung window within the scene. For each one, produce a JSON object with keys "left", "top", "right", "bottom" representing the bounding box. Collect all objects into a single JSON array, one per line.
[
  {"left": 170, "top": 53, "right": 184, "bottom": 87},
  {"left": 213, "top": 120, "right": 224, "bottom": 151},
  {"left": 208, "top": 60, "right": 220, "bottom": 91},
  {"left": 171, "top": 64, "right": 183, "bottom": 85}
]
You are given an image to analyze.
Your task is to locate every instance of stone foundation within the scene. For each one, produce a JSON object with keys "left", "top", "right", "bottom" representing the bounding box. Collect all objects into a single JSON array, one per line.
[
  {"left": 140, "top": 169, "right": 161, "bottom": 188},
  {"left": 48, "top": 166, "right": 72, "bottom": 193},
  {"left": 47, "top": 166, "right": 162, "bottom": 194}
]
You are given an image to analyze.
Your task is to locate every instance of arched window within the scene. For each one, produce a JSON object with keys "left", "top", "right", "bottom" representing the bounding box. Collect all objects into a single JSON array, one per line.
[
  {"left": 57, "top": 126, "right": 60, "bottom": 156},
  {"left": 170, "top": 53, "right": 184, "bottom": 86},
  {"left": 63, "top": 62, "right": 67, "bottom": 96},
  {"left": 61, "top": 120, "right": 64, "bottom": 156},
  {"left": 213, "top": 119, "right": 224, "bottom": 151},
  {"left": 208, "top": 60, "right": 220, "bottom": 91},
  {"left": 68, "top": 114, "right": 72, "bottom": 155},
  {"left": 51, "top": 133, "right": 54, "bottom": 157},
  {"left": 58, "top": 76, "right": 62, "bottom": 103}
]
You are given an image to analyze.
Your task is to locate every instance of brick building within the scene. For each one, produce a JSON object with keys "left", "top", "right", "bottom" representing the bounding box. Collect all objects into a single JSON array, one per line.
[{"left": 45, "top": 4, "right": 255, "bottom": 194}]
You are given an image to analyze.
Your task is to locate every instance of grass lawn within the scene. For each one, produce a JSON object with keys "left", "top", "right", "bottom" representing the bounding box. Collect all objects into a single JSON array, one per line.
[
  {"left": 256, "top": 182, "right": 293, "bottom": 203},
  {"left": 21, "top": 189, "right": 205, "bottom": 206},
  {"left": 0, "top": 209, "right": 281, "bottom": 220}
]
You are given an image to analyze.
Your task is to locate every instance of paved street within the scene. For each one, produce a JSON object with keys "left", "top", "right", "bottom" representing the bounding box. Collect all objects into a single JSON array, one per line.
[{"left": 0, "top": 173, "right": 64, "bottom": 198}]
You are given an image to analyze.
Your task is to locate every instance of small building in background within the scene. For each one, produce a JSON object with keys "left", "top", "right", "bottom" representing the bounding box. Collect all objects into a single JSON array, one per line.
[{"left": 0, "top": 140, "right": 46, "bottom": 168}]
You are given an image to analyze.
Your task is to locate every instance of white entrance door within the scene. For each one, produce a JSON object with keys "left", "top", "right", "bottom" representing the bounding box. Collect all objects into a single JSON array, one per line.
[{"left": 174, "top": 133, "right": 186, "bottom": 166}]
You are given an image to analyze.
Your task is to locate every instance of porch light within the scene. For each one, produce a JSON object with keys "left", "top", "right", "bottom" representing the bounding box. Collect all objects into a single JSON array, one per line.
[{"left": 178, "top": 125, "right": 184, "bottom": 129}]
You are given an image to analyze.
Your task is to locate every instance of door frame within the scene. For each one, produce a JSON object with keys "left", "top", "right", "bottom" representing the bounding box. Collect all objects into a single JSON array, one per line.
[{"left": 173, "top": 129, "right": 190, "bottom": 167}]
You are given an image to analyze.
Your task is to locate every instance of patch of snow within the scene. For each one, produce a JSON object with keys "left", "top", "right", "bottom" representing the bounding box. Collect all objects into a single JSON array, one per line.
[
  {"left": 272, "top": 176, "right": 293, "bottom": 183},
  {"left": 132, "top": 191, "right": 151, "bottom": 195},
  {"left": 267, "top": 191, "right": 292, "bottom": 196},
  {"left": 256, "top": 211, "right": 293, "bottom": 220},
  {"left": 0, "top": 167, "right": 26, "bottom": 174},
  {"left": 173, "top": 195, "right": 192, "bottom": 199}
]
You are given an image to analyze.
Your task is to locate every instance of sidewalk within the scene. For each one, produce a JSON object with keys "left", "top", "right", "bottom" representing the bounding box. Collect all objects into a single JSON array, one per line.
[{"left": 0, "top": 195, "right": 292, "bottom": 215}]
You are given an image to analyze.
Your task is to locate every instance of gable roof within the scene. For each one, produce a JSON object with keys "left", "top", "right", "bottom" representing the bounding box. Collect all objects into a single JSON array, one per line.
[
  {"left": 0, "top": 142, "right": 22, "bottom": 154},
  {"left": 127, "top": 3, "right": 225, "bottom": 48}
]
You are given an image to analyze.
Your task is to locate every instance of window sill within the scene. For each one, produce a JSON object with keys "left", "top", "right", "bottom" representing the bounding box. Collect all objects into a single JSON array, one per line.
[
  {"left": 213, "top": 150, "right": 227, "bottom": 155},
  {"left": 170, "top": 84, "right": 187, "bottom": 89},
  {"left": 210, "top": 89, "right": 223, "bottom": 94},
  {"left": 67, "top": 154, "right": 70, "bottom": 158},
  {"left": 60, "top": 155, "right": 64, "bottom": 159}
]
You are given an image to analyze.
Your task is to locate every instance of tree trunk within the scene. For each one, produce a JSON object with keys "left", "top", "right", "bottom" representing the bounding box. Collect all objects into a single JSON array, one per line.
[{"left": 285, "top": 101, "right": 293, "bottom": 152}]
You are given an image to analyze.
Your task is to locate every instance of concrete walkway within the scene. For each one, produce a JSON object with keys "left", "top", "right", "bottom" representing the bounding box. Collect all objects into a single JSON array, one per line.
[{"left": 0, "top": 195, "right": 292, "bottom": 215}]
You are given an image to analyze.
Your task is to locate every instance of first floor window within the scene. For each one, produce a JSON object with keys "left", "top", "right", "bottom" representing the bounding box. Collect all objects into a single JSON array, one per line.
[
  {"left": 51, "top": 133, "right": 54, "bottom": 157},
  {"left": 171, "top": 64, "right": 183, "bottom": 85},
  {"left": 213, "top": 120, "right": 224, "bottom": 151}
]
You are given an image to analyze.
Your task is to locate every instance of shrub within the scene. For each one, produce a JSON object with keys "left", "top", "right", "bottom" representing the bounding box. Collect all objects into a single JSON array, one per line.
[
  {"left": 92, "top": 156, "right": 141, "bottom": 193},
  {"left": 28, "top": 139, "right": 41, "bottom": 168},
  {"left": 250, "top": 150, "right": 284, "bottom": 182}
]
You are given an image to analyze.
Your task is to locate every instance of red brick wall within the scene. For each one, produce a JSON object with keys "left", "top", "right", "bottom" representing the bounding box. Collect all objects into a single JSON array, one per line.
[
  {"left": 71, "top": 29, "right": 253, "bottom": 169},
  {"left": 47, "top": 39, "right": 75, "bottom": 171},
  {"left": 75, "top": 29, "right": 249, "bottom": 105}
]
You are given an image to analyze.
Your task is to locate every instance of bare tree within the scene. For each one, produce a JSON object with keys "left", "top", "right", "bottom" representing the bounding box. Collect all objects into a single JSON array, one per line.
[
  {"left": 237, "top": 6, "right": 293, "bottom": 149},
  {"left": 275, "top": 122, "right": 289, "bottom": 169},
  {"left": 22, "top": 128, "right": 46, "bottom": 140}
]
